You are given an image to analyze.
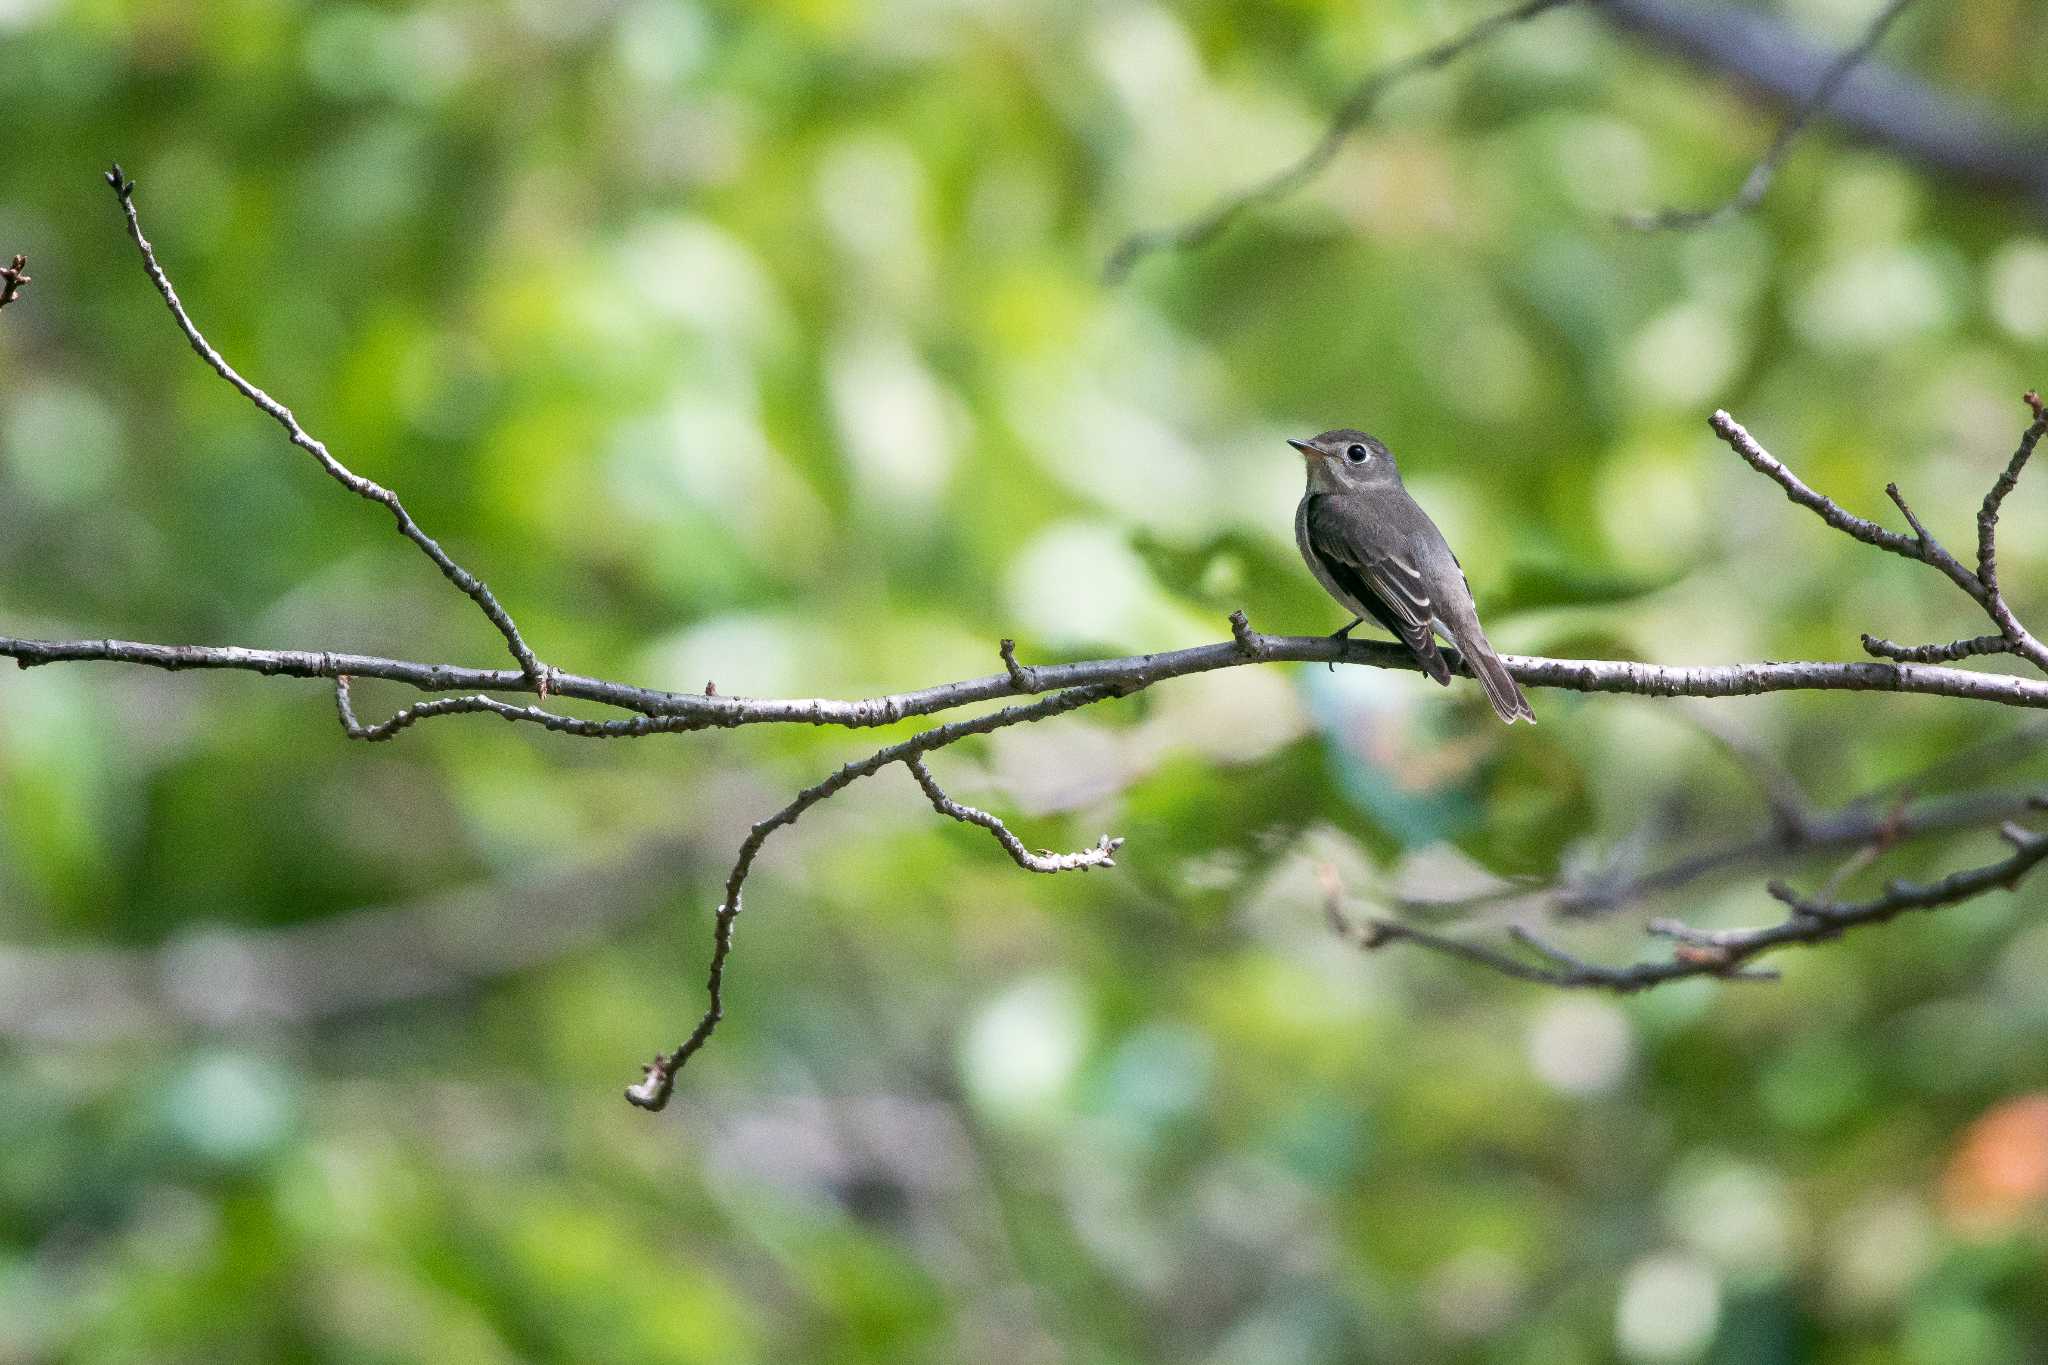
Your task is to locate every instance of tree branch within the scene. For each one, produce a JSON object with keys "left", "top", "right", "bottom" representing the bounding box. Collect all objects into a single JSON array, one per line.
[
  {"left": 1107, "top": 0, "right": 2048, "bottom": 278},
  {"left": 1713, "top": 401, "right": 2048, "bottom": 677},
  {"left": 1975, "top": 391, "right": 2048, "bottom": 668},
  {"left": 1103, "top": 0, "right": 1573, "bottom": 282},
  {"left": 1600, "top": 0, "right": 2048, "bottom": 219},
  {"left": 332, "top": 675, "right": 699, "bottom": 742},
  {"left": 905, "top": 756, "right": 1124, "bottom": 874},
  {"left": 1405, "top": 784, "right": 2048, "bottom": 923},
  {"left": 1327, "top": 869, "right": 1783, "bottom": 992},
  {"left": 103, "top": 165, "right": 550, "bottom": 687},
  {"left": 1861, "top": 633, "right": 2010, "bottom": 664},
  {"left": 13, "top": 621, "right": 2048, "bottom": 724},
  {"left": 1619, "top": 0, "right": 1918, "bottom": 231},
  {"left": 1338, "top": 813, "right": 2048, "bottom": 991},
  {"left": 626, "top": 684, "right": 1126, "bottom": 1112}
]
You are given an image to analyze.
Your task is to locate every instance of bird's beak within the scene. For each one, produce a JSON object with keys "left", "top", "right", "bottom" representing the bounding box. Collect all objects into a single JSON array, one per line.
[{"left": 1287, "top": 438, "right": 1320, "bottom": 459}]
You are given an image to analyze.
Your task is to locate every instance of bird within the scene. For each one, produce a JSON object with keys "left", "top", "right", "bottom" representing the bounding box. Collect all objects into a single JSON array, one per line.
[{"left": 1288, "top": 428, "right": 1534, "bottom": 725}]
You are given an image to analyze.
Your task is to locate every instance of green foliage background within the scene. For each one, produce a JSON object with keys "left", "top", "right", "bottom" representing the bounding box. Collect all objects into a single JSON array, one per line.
[{"left": 2, "top": 0, "right": 2046, "bottom": 1360}]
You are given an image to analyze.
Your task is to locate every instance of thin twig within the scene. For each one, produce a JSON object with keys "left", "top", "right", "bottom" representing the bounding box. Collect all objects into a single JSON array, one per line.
[
  {"left": 1713, "top": 402, "right": 2048, "bottom": 674},
  {"left": 1711, "top": 409, "right": 1941, "bottom": 569},
  {"left": 1975, "top": 391, "right": 2048, "bottom": 670},
  {"left": 103, "top": 165, "right": 551, "bottom": 687},
  {"left": 1104, "top": 0, "right": 1573, "bottom": 281},
  {"left": 1601, "top": 0, "right": 2048, "bottom": 221},
  {"left": 905, "top": 755, "right": 1123, "bottom": 873},
  {"left": 1683, "top": 706, "right": 1811, "bottom": 836},
  {"left": 1342, "top": 819, "right": 2048, "bottom": 992},
  {"left": 332, "top": 676, "right": 701, "bottom": 742},
  {"left": 1861, "top": 633, "right": 2011, "bottom": 664},
  {"left": 1621, "top": 0, "right": 1918, "bottom": 230},
  {"left": 626, "top": 684, "right": 1126, "bottom": 1112}
]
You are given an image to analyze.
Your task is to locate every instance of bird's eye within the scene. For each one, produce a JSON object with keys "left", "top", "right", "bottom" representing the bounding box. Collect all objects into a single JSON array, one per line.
[{"left": 1345, "top": 444, "right": 1368, "bottom": 463}]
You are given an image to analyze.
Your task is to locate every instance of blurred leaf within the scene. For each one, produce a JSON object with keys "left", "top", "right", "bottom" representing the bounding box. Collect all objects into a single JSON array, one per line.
[
  {"left": 1128, "top": 526, "right": 1314, "bottom": 626},
  {"left": 1489, "top": 556, "right": 1686, "bottom": 618}
]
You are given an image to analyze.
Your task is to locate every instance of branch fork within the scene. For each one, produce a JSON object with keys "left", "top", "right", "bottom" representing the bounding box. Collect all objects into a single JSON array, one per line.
[{"left": 1711, "top": 399, "right": 2048, "bottom": 678}]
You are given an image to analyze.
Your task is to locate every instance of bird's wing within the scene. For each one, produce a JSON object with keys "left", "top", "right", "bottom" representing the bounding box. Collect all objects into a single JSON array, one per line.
[{"left": 1304, "top": 496, "right": 1452, "bottom": 683}]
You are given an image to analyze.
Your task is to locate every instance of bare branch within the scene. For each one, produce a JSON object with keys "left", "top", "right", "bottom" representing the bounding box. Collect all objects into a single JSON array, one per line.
[
  {"left": 1766, "top": 814, "right": 2048, "bottom": 921},
  {"left": 1106, "top": 0, "right": 2048, "bottom": 278},
  {"left": 1602, "top": 0, "right": 2048, "bottom": 221},
  {"left": 333, "top": 675, "right": 696, "bottom": 742},
  {"left": 0, "top": 254, "right": 28, "bottom": 311},
  {"left": 1975, "top": 391, "right": 2048, "bottom": 669},
  {"left": 14, "top": 627, "right": 2048, "bottom": 725},
  {"left": 1329, "top": 869, "right": 1779, "bottom": 991},
  {"left": 103, "top": 165, "right": 550, "bottom": 687},
  {"left": 905, "top": 755, "right": 1123, "bottom": 874},
  {"left": 1104, "top": 0, "right": 1572, "bottom": 281},
  {"left": 1343, "top": 817, "right": 2048, "bottom": 992},
  {"left": 1334, "top": 908, "right": 1616, "bottom": 988},
  {"left": 1617, "top": 787, "right": 2041, "bottom": 912},
  {"left": 1861, "top": 633, "right": 2011, "bottom": 664},
  {"left": 1229, "top": 608, "right": 1267, "bottom": 659},
  {"left": 627, "top": 684, "right": 1125, "bottom": 1113},
  {"left": 1711, "top": 409, "right": 1934, "bottom": 566},
  {"left": 1620, "top": 0, "right": 1917, "bottom": 231},
  {"left": 1404, "top": 778, "right": 2048, "bottom": 924},
  {"left": 1716, "top": 401, "right": 2048, "bottom": 679}
]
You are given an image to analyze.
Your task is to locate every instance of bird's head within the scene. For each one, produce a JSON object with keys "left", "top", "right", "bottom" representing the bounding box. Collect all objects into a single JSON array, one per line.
[{"left": 1288, "top": 429, "right": 1398, "bottom": 494}]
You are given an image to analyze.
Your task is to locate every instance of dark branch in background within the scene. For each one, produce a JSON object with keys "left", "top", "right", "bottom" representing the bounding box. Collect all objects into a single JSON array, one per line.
[
  {"left": 1619, "top": 0, "right": 1917, "bottom": 231},
  {"left": 1555, "top": 787, "right": 2048, "bottom": 920},
  {"left": 1334, "top": 815, "right": 2048, "bottom": 990},
  {"left": 0, "top": 837, "right": 698, "bottom": 1041},
  {"left": 1103, "top": 0, "right": 1572, "bottom": 282},
  {"left": 1108, "top": 0, "right": 2048, "bottom": 276},
  {"left": 1684, "top": 708, "right": 1809, "bottom": 837},
  {"left": 0, "top": 254, "right": 28, "bottom": 310},
  {"left": 1601, "top": 0, "right": 2048, "bottom": 218},
  {"left": 1393, "top": 728, "right": 2048, "bottom": 921},
  {"left": 12, "top": 169, "right": 2048, "bottom": 1110}
]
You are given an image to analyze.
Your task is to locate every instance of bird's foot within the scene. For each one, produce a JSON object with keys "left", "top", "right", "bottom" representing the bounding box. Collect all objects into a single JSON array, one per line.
[{"left": 1328, "top": 618, "right": 1362, "bottom": 670}]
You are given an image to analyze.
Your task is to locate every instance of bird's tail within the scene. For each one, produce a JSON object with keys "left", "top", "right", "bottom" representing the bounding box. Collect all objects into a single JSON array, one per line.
[{"left": 1456, "top": 631, "right": 1535, "bottom": 725}]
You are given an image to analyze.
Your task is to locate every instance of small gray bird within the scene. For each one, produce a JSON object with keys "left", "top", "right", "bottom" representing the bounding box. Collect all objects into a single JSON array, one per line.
[{"left": 1289, "top": 429, "right": 1534, "bottom": 725}]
